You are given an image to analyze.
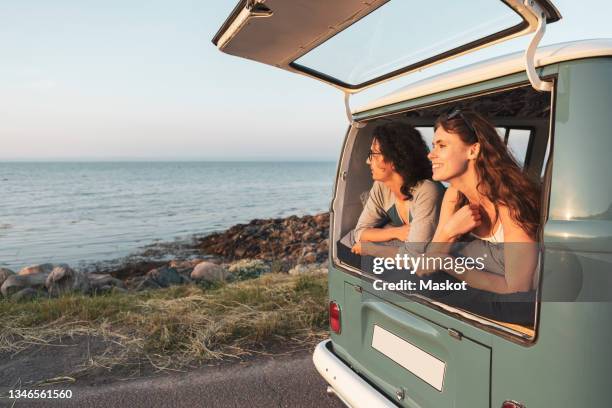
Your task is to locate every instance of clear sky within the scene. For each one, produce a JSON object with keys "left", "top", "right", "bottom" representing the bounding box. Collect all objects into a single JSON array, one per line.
[{"left": 0, "top": 0, "right": 610, "bottom": 161}]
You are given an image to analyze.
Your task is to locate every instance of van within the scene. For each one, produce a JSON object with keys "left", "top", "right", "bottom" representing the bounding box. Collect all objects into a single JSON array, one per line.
[{"left": 212, "top": 1, "right": 612, "bottom": 407}]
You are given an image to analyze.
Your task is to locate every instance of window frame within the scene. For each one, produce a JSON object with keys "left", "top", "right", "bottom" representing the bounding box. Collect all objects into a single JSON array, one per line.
[{"left": 330, "top": 79, "right": 557, "bottom": 345}]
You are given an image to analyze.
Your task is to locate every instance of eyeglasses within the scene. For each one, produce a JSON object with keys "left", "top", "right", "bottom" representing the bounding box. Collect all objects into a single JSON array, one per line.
[
  {"left": 368, "top": 150, "right": 383, "bottom": 161},
  {"left": 446, "top": 108, "right": 476, "bottom": 137}
]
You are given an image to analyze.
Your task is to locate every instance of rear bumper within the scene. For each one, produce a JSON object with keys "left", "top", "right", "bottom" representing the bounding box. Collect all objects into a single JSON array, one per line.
[{"left": 312, "top": 340, "right": 397, "bottom": 408}]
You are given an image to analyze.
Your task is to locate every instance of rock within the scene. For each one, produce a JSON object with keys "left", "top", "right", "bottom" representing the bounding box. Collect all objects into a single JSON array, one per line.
[
  {"left": 1, "top": 273, "right": 48, "bottom": 298},
  {"left": 313, "top": 213, "right": 327, "bottom": 224},
  {"left": 110, "top": 286, "right": 128, "bottom": 294},
  {"left": 146, "top": 266, "right": 184, "bottom": 288},
  {"left": 0, "top": 268, "right": 15, "bottom": 287},
  {"left": 11, "top": 288, "right": 40, "bottom": 302},
  {"left": 197, "top": 212, "right": 330, "bottom": 265},
  {"left": 191, "top": 262, "right": 229, "bottom": 283},
  {"left": 228, "top": 259, "right": 270, "bottom": 281},
  {"left": 88, "top": 273, "right": 126, "bottom": 293},
  {"left": 45, "top": 266, "right": 90, "bottom": 296},
  {"left": 18, "top": 263, "right": 57, "bottom": 276},
  {"left": 135, "top": 277, "right": 162, "bottom": 291},
  {"left": 169, "top": 259, "right": 202, "bottom": 269},
  {"left": 300, "top": 252, "right": 317, "bottom": 264},
  {"left": 288, "top": 263, "right": 327, "bottom": 275}
]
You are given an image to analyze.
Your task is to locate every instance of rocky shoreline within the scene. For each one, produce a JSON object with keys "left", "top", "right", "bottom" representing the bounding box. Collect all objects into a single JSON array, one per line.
[{"left": 0, "top": 213, "right": 330, "bottom": 301}]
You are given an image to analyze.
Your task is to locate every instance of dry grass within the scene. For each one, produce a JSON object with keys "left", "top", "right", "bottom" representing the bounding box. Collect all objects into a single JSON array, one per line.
[{"left": 0, "top": 272, "right": 329, "bottom": 375}]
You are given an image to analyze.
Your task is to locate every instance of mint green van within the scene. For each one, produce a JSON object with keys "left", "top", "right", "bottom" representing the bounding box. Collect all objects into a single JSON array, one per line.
[{"left": 213, "top": 1, "right": 612, "bottom": 407}]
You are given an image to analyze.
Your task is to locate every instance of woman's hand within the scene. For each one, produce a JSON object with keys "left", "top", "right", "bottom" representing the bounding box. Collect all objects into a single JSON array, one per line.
[
  {"left": 351, "top": 242, "right": 362, "bottom": 255},
  {"left": 414, "top": 252, "right": 450, "bottom": 277},
  {"left": 393, "top": 224, "right": 410, "bottom": 241},
  {"left": 442, "top": 203, "right": 481, "bottom": 239}
]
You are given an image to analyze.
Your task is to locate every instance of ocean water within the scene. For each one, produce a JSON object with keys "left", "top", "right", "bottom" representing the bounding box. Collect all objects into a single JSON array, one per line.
[{"left": 0, "top": 162, "right": 336, "bottom": 271}]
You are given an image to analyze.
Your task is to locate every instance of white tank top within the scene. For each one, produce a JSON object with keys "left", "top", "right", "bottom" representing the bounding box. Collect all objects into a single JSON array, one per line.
[{"left": 470, "top": 222, "right": 504, "bottom": 243}]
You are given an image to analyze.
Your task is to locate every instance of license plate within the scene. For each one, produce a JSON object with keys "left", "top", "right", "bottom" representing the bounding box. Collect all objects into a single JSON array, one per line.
[{"left": 371, "top": 325, "right": 446, "bottom": 391}]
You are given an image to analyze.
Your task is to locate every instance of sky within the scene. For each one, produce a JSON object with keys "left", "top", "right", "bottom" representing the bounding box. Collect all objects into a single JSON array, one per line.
[{"left": 0, "top": 0, "right": 611, "bottom": 161}]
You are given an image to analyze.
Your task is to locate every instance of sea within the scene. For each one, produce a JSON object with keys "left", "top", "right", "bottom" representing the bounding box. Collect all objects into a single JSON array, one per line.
[{"left": 0, "top": 161, "right": 337, "bottom": 271}]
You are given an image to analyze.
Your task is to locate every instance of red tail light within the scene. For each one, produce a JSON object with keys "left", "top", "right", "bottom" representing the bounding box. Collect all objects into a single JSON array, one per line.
[
  {"left": 502, "top": 401, "right": 525, "bottom": 408},
  {"left": 329, "top": 301, "right": 341, "bottom": 334}
]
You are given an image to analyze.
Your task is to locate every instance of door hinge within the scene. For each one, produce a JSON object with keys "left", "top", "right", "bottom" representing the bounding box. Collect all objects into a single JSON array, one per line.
[
  {"left": 523, "top": 0, "right": 553, "bottom": 92},
  {"left": 343, "top": 92, "right": 366, "bottom": 127}
]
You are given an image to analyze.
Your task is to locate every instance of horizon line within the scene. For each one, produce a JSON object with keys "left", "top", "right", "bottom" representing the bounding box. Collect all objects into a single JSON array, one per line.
[{"left": 0, "top": 158, "right": 338, "bottom": 163}]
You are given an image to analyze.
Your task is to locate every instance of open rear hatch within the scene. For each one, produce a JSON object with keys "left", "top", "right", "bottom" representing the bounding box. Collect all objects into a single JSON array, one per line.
[{"left": 213, "top": 0, "right": 560, "bottom": 93}]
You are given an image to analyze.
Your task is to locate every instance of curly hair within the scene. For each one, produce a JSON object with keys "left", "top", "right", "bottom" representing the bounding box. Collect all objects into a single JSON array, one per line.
[
  {"left": 372, "top": 122, "right": 432, "bottom": 201},
  {"left": 434, "top": 110, "right": 541, "bottom": 238}
]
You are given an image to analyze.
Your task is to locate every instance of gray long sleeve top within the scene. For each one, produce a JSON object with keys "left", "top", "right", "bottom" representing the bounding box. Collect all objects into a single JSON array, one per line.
[{"left": 354, "top": 180, "right": 445, "bottom": 245}]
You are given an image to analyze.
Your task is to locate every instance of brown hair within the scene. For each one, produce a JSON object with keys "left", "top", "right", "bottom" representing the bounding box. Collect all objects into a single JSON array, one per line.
[
  {"left": 434, "top": 109, "right": 541, "bottom": 238},
  {"left": 373, "top": 122, "right": 432, "bottom": 201}
]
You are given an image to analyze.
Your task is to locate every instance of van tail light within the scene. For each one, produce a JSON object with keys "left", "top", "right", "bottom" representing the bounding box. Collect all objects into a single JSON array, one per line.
[
  {"left": 502, "top": 401, "right": 525, "bottom": 408},
  {"left": 329, "top": 301, "right": 341, "bottom": 334}
]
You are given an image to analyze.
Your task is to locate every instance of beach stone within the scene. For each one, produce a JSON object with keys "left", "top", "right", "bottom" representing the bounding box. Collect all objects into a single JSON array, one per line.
[
  {"left": 168, "top": 259, "right": 206, "bottom": 276},
  {"left": 11, "top": 287, "right": 39, "bottom": 302},
  {"left": 191, "top": 262, "right": 229, "bottom": 283},
  {"left": 0, "top": 268, "right": 15, "bottom": 287},
  {"left": 228, "top": 259, "right": 270, "bottom": 281},
  {"left": 18, "top": 263, "right": 57, "bottom": 276},
  {"left": 1, "top": 273, "right": 48, "bottom": 298},
  {"left": 197, "top": 212, "right": 329, "bottom": 265},
  {"left": 88, "top": 273, "right": 126, "bottom": 293},
  {"left": 288, "top": 263, "right": 327, "bottom": 276},
  {"left": 146, "top": 266, "right": 184, "bottom": 287},
  {"left": 135, "top": 277, "right": 162, "bottom": 291},
  {"left": 46, "top": 266, "right": 90, "bottom": 296},
  {"left": 169, "top": 259, "right": 203, "bottom": 269},
  {"left": 110, "top": 286, "right": 128, "bottom": 294},
  {"left": 300, "top": 251, "right": 317, "bottom": 264}
]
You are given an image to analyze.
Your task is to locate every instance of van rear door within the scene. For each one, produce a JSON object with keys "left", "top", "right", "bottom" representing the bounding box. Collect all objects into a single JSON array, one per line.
[
  {"left": 212, "top": 0, "right": 560, "bottom": 93},
  {"left": 343, "top": 282, "right": 491, "bottom": 407}
]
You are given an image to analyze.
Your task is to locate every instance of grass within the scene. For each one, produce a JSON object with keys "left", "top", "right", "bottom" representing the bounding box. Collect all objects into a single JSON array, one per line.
[{"left": 0, "top": 272, "right": 329, "bottom": 375}]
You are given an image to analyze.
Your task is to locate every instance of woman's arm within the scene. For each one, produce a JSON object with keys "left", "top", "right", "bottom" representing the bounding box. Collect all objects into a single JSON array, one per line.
[
  {"left": 352, "top": 225, "right": 409, "bottom": 254},
  {"left": 428, "top": 186, "right": 464, "bottom": 254},
  {"left": 430, "top": 205, "right": 538, "bottom": 294},
  {"left": 353, "top": 182, "right": 389, "bottom": 243},
  {"left": 360, "top": 224, "right": 409, "bottom": 242},
  {"left": 357, "top": 181, "right": 444, "bottom": 256}
]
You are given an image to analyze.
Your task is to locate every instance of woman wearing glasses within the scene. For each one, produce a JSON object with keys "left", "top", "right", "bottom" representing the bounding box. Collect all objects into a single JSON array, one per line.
[
  {"left": 348, "top": 122, "right": 445, "bottom": 256},
  {"left": 421, "top": 108, "right": 540, "bottom": 324}
]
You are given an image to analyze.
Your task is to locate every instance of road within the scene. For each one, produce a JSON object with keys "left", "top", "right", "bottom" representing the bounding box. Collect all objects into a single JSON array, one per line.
[{"left": 3, "top": 351, "right": 345, "bottom": 408}]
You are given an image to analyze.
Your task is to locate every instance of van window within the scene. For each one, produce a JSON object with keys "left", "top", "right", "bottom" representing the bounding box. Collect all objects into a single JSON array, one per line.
[
  {"left": 507, "top": 129, "right": 532, "bottom": 166},
  {"left": 293, "top": 1, "right": 523, "bottom": 86},
  {"left": 334, "top": 84, "right": 552, "bottom": 338}
]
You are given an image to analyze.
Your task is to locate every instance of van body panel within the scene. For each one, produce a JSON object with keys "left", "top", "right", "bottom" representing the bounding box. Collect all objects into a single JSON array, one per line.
[
  {"left": 326, "top": 56, "right": 612, "bottom": 406},
  {"left": 352, "top": 65, "right": 560, "bottom": 122},
  {"left": 354, "top": 39, "right": 612, "bottom": 115},
  {"left": 328, "top": 267, "right": 492, "bottom": 407},
  {"left": 548, "top": 58, "right": 612, "bottom": 223},
  {"left": 491, "top": 303, "right": 612, "bottom": 407},
  {"left": 484, "top": 58, "right": 612, "bottom": 406}
]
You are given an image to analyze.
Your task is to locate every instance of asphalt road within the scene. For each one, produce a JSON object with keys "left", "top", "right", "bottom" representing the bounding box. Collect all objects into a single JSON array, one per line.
[{"left": 3, "top": 351, "right": 345, "bottom": 408}]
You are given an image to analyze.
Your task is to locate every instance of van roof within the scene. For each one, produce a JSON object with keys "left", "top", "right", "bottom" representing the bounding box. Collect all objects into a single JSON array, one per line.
[{"left": 354, "top": 39, "right": 612, "bottom": 115}]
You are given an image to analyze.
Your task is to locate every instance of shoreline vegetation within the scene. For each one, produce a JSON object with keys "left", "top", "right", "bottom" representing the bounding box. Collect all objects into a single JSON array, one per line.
[{"left": 0, "top": 213, "right": 330, "bottom": 388}]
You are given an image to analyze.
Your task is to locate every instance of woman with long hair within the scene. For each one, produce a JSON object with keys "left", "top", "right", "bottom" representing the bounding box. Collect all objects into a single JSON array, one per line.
[
  {"left": 423, "top": 108, "right": 541, "bottom": 297},
  {"left": 348, "top": 122, "right": 445, "bottom": 256}
]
